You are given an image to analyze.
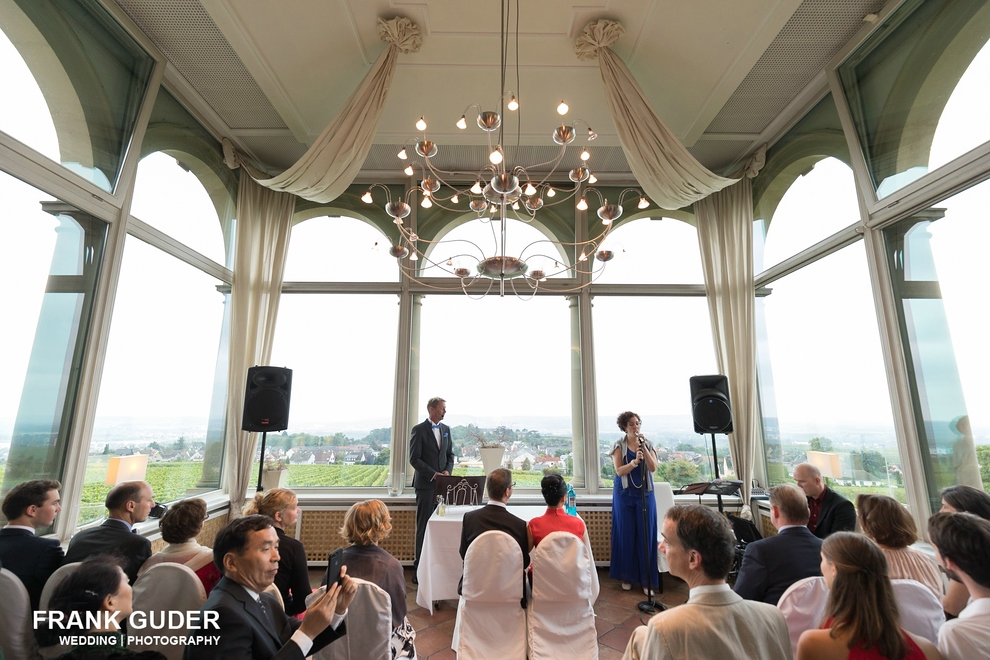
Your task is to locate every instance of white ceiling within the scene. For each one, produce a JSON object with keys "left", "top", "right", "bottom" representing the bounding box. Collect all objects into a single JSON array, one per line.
[{"left": 114, "top": 0, "right": 889, "bottom": 178}]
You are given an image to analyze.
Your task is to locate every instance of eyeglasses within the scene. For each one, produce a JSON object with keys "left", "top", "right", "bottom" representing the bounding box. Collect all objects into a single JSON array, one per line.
[{"left": 511, "top": 481, "right": 517, "bottom": 487}]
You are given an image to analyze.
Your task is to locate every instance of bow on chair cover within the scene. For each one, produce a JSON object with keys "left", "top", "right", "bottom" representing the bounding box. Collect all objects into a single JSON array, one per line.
[
  {"left": 574, "top": 20, "right": 737, "bottom": 210},
  {"left": 222, "top": 16, "right": 422, "bottom": 203}
]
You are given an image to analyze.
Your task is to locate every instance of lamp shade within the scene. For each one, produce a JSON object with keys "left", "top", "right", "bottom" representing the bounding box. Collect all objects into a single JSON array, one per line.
[
  {"left": 807, "top": 450, "right": 842, "bottom": 479},
  {"left": 105, "top": 454, "right": 149, "bottom": 486}
]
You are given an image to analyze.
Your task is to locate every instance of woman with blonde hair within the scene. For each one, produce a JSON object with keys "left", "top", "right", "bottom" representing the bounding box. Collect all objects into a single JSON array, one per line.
[
  {"left": 857, "top": 494, "right": 942, "bottom": 601},
  {"left": 244, "top": 487, "right": 310, "bottom": 615},
  {"left": 796, "top": 532, "right": 940, "bottom": 660},
  {"left": 339, "top": 499, "right": 415, "bottom": 658}
]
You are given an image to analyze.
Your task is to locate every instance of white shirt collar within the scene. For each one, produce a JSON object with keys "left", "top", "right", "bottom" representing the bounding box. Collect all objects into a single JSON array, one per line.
[
  {"left": 107, "top": 517, "right": 133, "bottom": 532},
  {"left": 777, "top": 524, "right": 806, "bottom": 532},
  {"left": 2, "top": 524, "right": 35, "bottom": 533},
  {"left": 959, "top": 598, "right": 990, "bottom": 619},
  {"left": 487, "top": 500, "right": 508, "bottom": 509},
  {"left": 689, "top": 583, "right": 731, "bottom": 597}
]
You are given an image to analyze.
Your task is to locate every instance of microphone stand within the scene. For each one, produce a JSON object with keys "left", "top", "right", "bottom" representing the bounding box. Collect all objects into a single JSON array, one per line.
[{"left": 637, "top": 437, "right": 665, "bottom": 614}]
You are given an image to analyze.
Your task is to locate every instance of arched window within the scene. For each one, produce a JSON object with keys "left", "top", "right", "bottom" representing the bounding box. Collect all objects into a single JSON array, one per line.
[
  {"left": 0, "top": 26, "right": 59, "bottom": 161},
  {"left": 283, "top": 215, "right": 398, "bottom": 282},
  {"left": 596, "top": 217, "right": 704, "bottom": 284}
]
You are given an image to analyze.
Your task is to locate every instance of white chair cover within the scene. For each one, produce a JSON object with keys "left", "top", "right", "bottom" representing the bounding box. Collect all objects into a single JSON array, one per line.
[
  {"left": 777, "top": 576, "right": 829, "bottom": 657},
  {"left": 453, "top": 531, "right": 527, "bottom": 660},
  {"left": 0, "top": 568, "right": 41, "bottom": 660},
  {"left": 528, "top": 532, "right": 598, "bottom": 659},
  {"left": 891, "top": 578, "right": 945, "bottom": 644},
  {"left": 129, "top": 563, "right": 207, "bottom": 660},
  {"left": 654, "top": 482, "right": 675, "bottom": 573},
  {"left": 262, "top": 581, "right": 286, "bottom": 611},
  {"left": 39, "top": 562, "right": 80, "bottom": 610},
  {"left": 312, "top": 578, "right": 393, "bottom": 660}
]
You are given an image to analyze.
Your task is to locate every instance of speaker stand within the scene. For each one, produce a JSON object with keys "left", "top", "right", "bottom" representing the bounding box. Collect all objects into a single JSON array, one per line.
[
  {"left": 710, "top": 432, "right": 723, "bottom": 513},
  {"left": 256, "top": 431, "right": 269, "bottom": 492}
]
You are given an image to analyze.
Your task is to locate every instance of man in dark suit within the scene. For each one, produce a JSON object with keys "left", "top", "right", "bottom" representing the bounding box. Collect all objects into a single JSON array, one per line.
[
  {"left": 185, "top": 515, "right": 355, "bottom": 660},
  {"left": 0, "top": 479, "right": 65, "bottom": 610},
  {"left": 410, "top": 396, "right": 455, "bottom": 581},
  {"left": 64, "top": 480, "right": 154, "bottom": 584},
  {"left": 733, "top": 484, "right": 823, "bottom": 605},
  {"left": 794, "top": 462, "right": 857, "bottom": 539},
  {"left": 458, "top": 467, "right": 529, "bottom": 594}
]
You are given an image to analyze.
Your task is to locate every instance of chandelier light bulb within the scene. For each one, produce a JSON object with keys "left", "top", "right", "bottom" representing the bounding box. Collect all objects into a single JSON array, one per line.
[
  {"left": 508, "top": 95, "right": 519, "bottom": 111},
  {"left": 416, "top": 116, "right": 427, "bottom": 131},
  {"left": 557, "top": 101, "right": 569, "bottom": 115},
  {"left": 409, "top": 252, "right": 419, "bottom": 261},
  {"left": 456, "top": 115, "right": 467, "bottom": 129},
  {"left": 588, "top": 174, "right": 598, "bottom": 184},
  {"left": 361, "top": 191, "right": 373, "bottom": 203},
  {"left": 578, "top": 251, "right": 588, "bottom": 262},
  {"left": 451, "top": 194, "right": 459, "bottom": 204},
  {"left": 404, "top": 165, "right": 414, "bottom": 176},
  {"left": 580, "top": 148, "right": 590, "bottom": 161},
  {"left": 588, "top": 127, "right": 598, "bottom": 140},
  {"left": 471, "top": 181, "right": 483, "bottom": 194},
  {"left": 638, "top": 197, "right": 649, "bottom": 209},
  {"left": 421, "top": 196, "right": 432, "bottom": 208},
  {"left": 397, "top": 148, "right": 408, "bottom": 160},
  {"left": 489, "top": 147, "right": 504, "bottom": 165},
  {"left": 512, "top": 201, "right": 520, "bottom": 210},
  {"left": 576, "top": 197, "right": 588, "bottom": 211},
  {"left": 524, "top": 182, "right": 537, "bottom": 196},
  {"left": 546, "top": 186, "right": 556, "bottom": 197}
]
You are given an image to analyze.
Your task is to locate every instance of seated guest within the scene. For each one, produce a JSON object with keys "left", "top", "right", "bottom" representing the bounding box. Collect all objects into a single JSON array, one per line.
[
  {"left": 185, "top": 514, "right": 355, "bottom": 660},
  {"left": 623, "top": 505, "right": 791, "bottom": 660},
  {"left": 733, "top": 483, "right": 823, "bottom": 605},
  {"left": 459, "top": 468, "right": 529, "bottom": 593},
  {"left": 928, "top": 512, "right": 990, "bottom": 660},
  {"left": 64, "top": 481, "right": 154, "bottom": 584},
  {"left": 339, "top": 500, "right": 415, "bottom": 658},
  {"left": 796, "top": 532, "right": 940, "bottom": 660},
  {"left": 939, "top": 485, "right": 990, "bottom": 617},
  {"left": 527, "top": 473, "right": 586, "bottom": 550},
  {"left": 244, "top": 488, "right": 310, "bottom": 616},
  {"left": 37, "top": 555, "right": 164, "bottom": 659},
  {"left": 858, "top": 494, "right": 943, "bottom": 601},
  {"left": 793, "top": 463, "right": 857, "bottom": 538},
  {"left": 0, "top": 479, "right": 64, "bottom": 610},
  {"left": 139, "top": 498, "right": 221, "bottom": 595}
]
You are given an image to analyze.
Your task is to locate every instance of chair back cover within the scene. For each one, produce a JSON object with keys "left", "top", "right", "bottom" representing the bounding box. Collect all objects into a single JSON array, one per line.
[
  {"left": 262, "top": 581, "right": 286, "bottom": 611},
  {"left": 777, "top": 576, "right": 829, "bottom": 657},
  {"left": 454, "top": 530, "right": 527, "bottom": 660},
  {"left": 528, "top": 532, "right": 598, "bottom": 659},
  {"left": 0, "top": 568, "right": 41, "bottom": 660},
  {"left": 654, "top": 482, "right": 675, "bottom": 572},
  {"left": 891, "top": 578, "right": 945, "bottom": 644},
  {"left": 312, "top": 577, "right": 392, "bottom": 660},
  {"left": 129, "top": 563, "right": 207, "bottom": 660},
  {"left": 40, "top": 562, "right": 81, "bottom": 610}
]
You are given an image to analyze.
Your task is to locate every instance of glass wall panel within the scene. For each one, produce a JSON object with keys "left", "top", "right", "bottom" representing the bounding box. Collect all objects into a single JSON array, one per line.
[
  {"left": 268, "top": 294, "right": 398, "bottom": 487},
  {"left": 758, "top": 242, "right": 904, "bottom": 502},
  {"left": 837, "top": 0, "right": 990, "bottom": 198},
  {"left": 0, "top": 0, "right": 154, "bottom": 191},
  {"left": 283, "top": 216, "right": 398, "bottom": 282},
  {"left": 596, "top": 218, "right": 704, "bottom": 284},
  {"left": 0, "top": 170, "right": 107, "bottom": 505},
  {"left": 85, "top": 238, "right": 226, "bottom": 527},
  {"left": 593, "top": 296, "right": 718, "bottom": 488},
  {"left": 883, "top": 177, "right": 990, "bottom": 509},
  {"left": 418, "top": 295, "right": 572, "bottom": 486}
]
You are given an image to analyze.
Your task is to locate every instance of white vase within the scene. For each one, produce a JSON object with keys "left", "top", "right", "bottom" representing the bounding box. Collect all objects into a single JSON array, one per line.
[
  {"left": 479, "top": 446, "right": 505, "bottom": 476},
  {"left": 261, "top": 468, "right": 288, "bottom": 490}
]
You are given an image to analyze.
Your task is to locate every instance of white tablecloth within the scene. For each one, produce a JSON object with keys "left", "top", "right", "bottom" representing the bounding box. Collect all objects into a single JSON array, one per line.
[{"left": 415, "top": 505, "right": 547, "bottom": 614}]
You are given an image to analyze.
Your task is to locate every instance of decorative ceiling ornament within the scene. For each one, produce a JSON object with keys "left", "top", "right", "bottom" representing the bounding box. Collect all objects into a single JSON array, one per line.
[{"left": 362, "top": 1, "right": 650, "bottom": 298}]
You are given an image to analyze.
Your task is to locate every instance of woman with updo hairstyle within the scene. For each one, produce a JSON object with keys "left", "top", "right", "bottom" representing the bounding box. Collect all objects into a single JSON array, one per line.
[
  {"left": 609, "top": 410, "right": 659, "bottom": 592},
  {"left": 244, "top": 487, "right": 310, "bottom": 616},
  {"left": 856, "top": 494, "right": 942, "bottom": 601},
  {"left": 796, "top": 532, "right": 939, "bottom": 660},
  {"left": 939, "top": 484, "right": 990, "bottom": 616},
  {"left": 138, "top": 497, "right": 220, "bottom": 595},
  {"left": 339, "top": 499, "right": 415, "bottom": 658},
  {"left": 527, "top": 473, "right": 587, "bottom": 550},
  {"left": 38, "top": 555, "right": 164, "bottom": 659}
]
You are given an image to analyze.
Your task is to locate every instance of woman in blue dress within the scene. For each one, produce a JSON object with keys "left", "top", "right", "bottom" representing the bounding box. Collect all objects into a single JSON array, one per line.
[{"left": 609, "top": 411, "right": 660, "bottom": 592}]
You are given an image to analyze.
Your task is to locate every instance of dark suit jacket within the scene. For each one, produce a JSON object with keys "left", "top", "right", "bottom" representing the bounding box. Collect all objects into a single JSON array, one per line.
[
  {"left": 184, "top": 576, "right": 345, "bottom": 660},
  {"left": 732, "top": 526, "right": 823, "bottom": 605},
  {"left": 409, "top": 419, "right": 455, "bottom": 492},
  {"left": 64, "top": 518, "right": 152, "bottom": 584},
  {"left": 811, "top": 488, "right": 857, "bottom": 539},
  {"left": 458, "top": 503, "right": 529, "bottom": 596},
  {"left": 0, "top": 527, "right": 65, "bottom": 610},
  {"left": 274, "top": 528, "right": 311, "bottom": 616}
]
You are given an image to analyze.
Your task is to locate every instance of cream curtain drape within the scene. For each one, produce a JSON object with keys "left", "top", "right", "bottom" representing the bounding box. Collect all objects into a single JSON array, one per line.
[
  {"left": 574, "top": 20, "right": 738, "bottom": 210},
  {"left": 224, "top": 170, "right": 295, "bottom": 515},
  {"left": 695, "top": 147, "right": 766, "bottom": 503},
  {"left": 222, "top": 17, "right": 422, "bottom": 203}
]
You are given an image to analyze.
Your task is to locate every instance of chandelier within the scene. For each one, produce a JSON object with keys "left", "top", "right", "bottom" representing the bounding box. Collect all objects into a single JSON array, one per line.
[{"left": 362, "top": 1, "right": 650, "bottom": 298}]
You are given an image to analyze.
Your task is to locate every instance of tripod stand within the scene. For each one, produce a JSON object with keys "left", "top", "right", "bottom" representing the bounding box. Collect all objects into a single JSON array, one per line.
[{"left": 637, "top": 442, "right": 665, "bottom": 614}]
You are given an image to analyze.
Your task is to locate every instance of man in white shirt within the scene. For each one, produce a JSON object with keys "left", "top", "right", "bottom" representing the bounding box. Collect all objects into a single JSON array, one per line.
[
  {"left": 623, "top": 504, "right": 791, "bottom": 660},
  {"left": 928, "top": 511, "right": 990, "bottom": 660}
]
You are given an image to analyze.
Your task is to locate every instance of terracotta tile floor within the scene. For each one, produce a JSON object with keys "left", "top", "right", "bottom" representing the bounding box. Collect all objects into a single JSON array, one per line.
[{"left": 311, "top": 567, "right": 690, "bottom": 658}]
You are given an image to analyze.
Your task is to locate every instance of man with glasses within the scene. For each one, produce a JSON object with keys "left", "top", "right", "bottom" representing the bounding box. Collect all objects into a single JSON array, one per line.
[{"left": 458, "top": 468, "right": 529, "bottom": 593}]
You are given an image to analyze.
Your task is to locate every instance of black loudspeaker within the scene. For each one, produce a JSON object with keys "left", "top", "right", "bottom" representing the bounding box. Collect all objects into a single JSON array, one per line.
[
  {"left": 242, "top": 366, "right": 292, "bottom": 432},
  {"left": 690, "top": 374, "right": 733, "bottom": 434}
]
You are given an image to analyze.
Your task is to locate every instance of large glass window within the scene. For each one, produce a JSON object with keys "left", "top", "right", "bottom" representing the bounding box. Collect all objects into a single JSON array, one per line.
[
  {"left": 883, "top": 177, "right": 990, "bottom": 508},
  {"left": 0, "top": 170, "right": 107, "bottom": 501},
  {"left": 758, "top": 242, "right": 904, "bottom": 502},
  {"left": 597, "top": 218, "right": 704, "bottom": 284},
  {"left": 283, "top": 216, "right": 398, "bottom": 282}
]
